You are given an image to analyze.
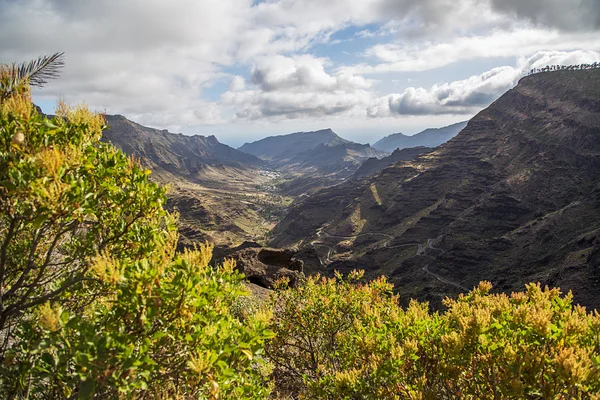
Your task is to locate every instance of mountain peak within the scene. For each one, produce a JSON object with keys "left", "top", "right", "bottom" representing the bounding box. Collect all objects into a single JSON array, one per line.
[
  {"left": 238, "top": 128, "right": 350, "bottom": 162},
  {"left": 102, "top": 114, "right": 265, "bottom": 178}
]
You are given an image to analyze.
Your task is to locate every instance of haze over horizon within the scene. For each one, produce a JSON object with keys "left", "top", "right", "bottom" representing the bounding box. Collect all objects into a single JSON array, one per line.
[{"left": 1, "top": 0, "right": 599, "bottom": 146}]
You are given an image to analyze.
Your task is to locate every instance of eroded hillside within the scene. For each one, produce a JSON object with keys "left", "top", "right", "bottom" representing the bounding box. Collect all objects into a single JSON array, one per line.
[{"left": 270, "top": 69, "right": 600, "bottom": 309}]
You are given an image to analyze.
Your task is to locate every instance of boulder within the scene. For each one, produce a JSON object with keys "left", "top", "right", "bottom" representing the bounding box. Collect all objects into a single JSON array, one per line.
[{"left": 224, "top": 247, "right": 304, "bottom": 289}]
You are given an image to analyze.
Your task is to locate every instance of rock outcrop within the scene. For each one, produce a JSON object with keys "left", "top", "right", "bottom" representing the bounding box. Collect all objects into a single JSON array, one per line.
[{"left": 223, "top": 246, "right": 305, "bottom": 289}]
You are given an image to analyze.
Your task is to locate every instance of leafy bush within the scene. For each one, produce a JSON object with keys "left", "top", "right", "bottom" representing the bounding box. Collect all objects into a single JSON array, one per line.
[
  {"left": 268, "top": 273, "right": 600, "bottom": 399},
  {"left": 0, "top": 77, "right": 273, "bottom": 399},
  {"left": 0, "top": 94, "right": 171, "bottom": 332},
  {"left": 3, "top": 243, "right": 274, "bottom": 399}
]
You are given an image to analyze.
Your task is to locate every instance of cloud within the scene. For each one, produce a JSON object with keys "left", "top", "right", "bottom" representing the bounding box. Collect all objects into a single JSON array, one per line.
[
  {"left": 0, "top": 0, "right": 256, "bottom": 130},
  {"left": 1, "top": 0, "right": 599, "bottom": 140},
  {"left": 345, "top": 29, "right": 600, "bottom": 75},
  {"left": 221, "top": 55, "right": 373, "bottom": 120},
  {"left": 368, "top": 50, "right": 600, "bottom": 117},
  {"left": 489, "top": 0, "right": 600, "bottom": 31},
  {"left": 250, "top": 55, "right": 371, "bottom": 92}
]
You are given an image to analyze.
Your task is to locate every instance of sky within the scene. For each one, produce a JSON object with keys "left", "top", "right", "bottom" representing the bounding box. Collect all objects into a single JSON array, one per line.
[{"left": 1, "top": 0, "right": 600, "bottom": 147}]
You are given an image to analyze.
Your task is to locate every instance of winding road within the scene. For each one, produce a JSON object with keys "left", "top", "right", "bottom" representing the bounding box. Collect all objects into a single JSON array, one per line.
[
  {"left": 310, "top": 229, "right": 466, "bottom": 291},
  {"left": 421, "top": 266, "right": 468, "bottom": 291}
]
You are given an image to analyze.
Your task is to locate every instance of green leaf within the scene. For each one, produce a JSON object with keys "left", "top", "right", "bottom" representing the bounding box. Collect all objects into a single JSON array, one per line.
[
  {"left": 32, "top": 214, "right": 48, "bottom": 229},
  {"left": 78, "top": 379, "right": 95, "bottom": 400},
  {"left": 41, "top": 352, "right": 54, "bottom": 367}
]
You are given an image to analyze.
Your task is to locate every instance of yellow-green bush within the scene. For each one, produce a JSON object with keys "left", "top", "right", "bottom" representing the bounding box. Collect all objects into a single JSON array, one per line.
[
  {"left": 0, "top": 77, "right": 273, "bottom": 399},
  {"left": 268, "top": 274, "right": 600, "bottom": 399}
]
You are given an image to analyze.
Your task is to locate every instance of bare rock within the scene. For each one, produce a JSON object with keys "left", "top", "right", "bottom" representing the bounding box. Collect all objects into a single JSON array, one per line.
[{"left": 225, "top": 247, "right": 304, "bottom": 289}]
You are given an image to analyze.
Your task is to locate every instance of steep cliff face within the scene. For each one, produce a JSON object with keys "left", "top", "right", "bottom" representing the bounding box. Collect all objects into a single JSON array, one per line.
[{"left": 270, "top": 70, "right": 600, "bottom": 309}]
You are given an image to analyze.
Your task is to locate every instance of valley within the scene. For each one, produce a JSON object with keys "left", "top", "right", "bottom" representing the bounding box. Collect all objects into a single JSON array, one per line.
[
  {"left": 103, "top": 120, "right": 405, "bottom": 248},
  {"left": 102, "top": 69, "right": 600, "bottom": 312},
  {"left": 5, "top": 2, "right": 600, "bottom": 397},
  {"left": 103, "top": 115, "right": 295, "bottom": 246}
]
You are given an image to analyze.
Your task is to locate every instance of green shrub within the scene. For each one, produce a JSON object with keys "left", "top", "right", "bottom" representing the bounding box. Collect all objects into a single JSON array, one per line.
[
  {"left": 0, "top": 79, "right": 273, "bottom": 399},
  {"left": 268, "top": 273, "right": 600, "bottom": 399},
  {"left": 3, "top": 243, "right": 274, "bottom": 399}
]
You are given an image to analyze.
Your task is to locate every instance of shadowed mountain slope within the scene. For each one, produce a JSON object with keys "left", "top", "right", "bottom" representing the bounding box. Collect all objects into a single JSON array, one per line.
[
  {"left": 104, "top": 115, "right": 264, "bottom": 179},
  {"left": 270, "top": 70, "right": 600, "bottom": 310},
  {"left": 239, "top": 129, "right": 349, "bottom": 163},
  {"left": 239, "top": 128, "right": 387, "bottom": 180},
  {"left": 354, "top": 146, "right": 433, "bottom": 179}
]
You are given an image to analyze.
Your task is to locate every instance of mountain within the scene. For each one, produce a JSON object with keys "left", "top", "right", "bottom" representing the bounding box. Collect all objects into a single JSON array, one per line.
[
  {"left": 239, "top": 129, "right": 387, "bottom": 192},
  {"left": 104, "top": 115, "right": 264, "bottom": 178},
  {"left": 372, "top": 121, "right": 468, "bottom": 152},
  {"left": 283, "top": 141, "right": 386, "bottom": 178},
  {"left": 353, "top": 146, "right": 433, "bottom": 179},
  {"left": 238, "top": 128, "right": 349, "bottom": 163},
  {"left": 270, "top": 69, "right": 600, "bottom": 310},
  {"left": 102, "top": 115, "right": 290, "bottom": 247}
]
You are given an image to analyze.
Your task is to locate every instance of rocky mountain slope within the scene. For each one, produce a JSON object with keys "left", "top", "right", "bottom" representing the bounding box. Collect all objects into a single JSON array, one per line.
[
  {"left": 353, "top": 146, "right": 433, "bottom": 179},
  {"left": 372, "top": 121, "right": 468, "bottom": 152},
  {"left": 103, "top": 115, "right": 290, "bottom": 246},
  {"left": 104, "top": 115, "right": 264, "bottom": 177},
  {"left": 239, "top": 128, "right": 349, "bottom": 163},
  {"left": 270, "top": 70, "right": 600, "bottom": 310}
]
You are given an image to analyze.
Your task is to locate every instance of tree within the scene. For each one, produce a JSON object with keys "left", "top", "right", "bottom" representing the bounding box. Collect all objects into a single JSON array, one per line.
[
  {"left": 0, "top": 56, "right": 274, "bottom": 398},
  {"left": 0, "top": 91, "right": 172, "bottom": 337},
  {"left": 0, "top": 53, "right": 64, "bottom": 102}
]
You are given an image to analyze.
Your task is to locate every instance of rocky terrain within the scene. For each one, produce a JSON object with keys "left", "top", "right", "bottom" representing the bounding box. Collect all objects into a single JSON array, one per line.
[
  {"left": 216, "top": 242, "right": 305, "bottom": 289},
  {"left": 372, "top": 121, "right": 468, "bottom": 153},
  {"left": 270, "top": 70, "right": 600, "bottom": 310},
  {"left": 353, "top": 146, "right": 433, "bottom": 179}
]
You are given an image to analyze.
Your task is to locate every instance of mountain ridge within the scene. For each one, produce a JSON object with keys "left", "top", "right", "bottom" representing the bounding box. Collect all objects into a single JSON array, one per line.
[
  {"left": 239, "top": 128, "right": 388, "bottom": 192},
  {"left": 102, "top": 114, "right": 289, "bottom": 247},
  {"left": 372, "top": 121, "right": 468, "bottom": 152},
  {"left": 103, "top": 115, "right": 265, "bottom": 179},
  {"left": 270, "top": 69, "right": 600, "bottom": 310},
  {"left": 238, "top": 128, "right": 350, "bottom": 163}
]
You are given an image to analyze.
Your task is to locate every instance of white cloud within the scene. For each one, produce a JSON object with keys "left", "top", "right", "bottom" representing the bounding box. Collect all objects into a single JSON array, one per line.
[
  {"left": 346, "top": 29, "right": 600, "bottom": 75},
  {"left": 221, "top": 55, "right": 373, "bottom": 120},
  {"left": 1, "top": 0, "right": 599, "bottom": 141},
  {"left": 250, "top": 55, "right": 371, "bottom": 92},
  {"left": 368, "top": 50, "right": 600, "bottom": 117}
]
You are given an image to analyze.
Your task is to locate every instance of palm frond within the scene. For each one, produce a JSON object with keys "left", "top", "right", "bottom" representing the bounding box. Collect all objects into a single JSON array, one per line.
[{"left": 14, "top": 52, "right": 65, "bottom": 87}]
